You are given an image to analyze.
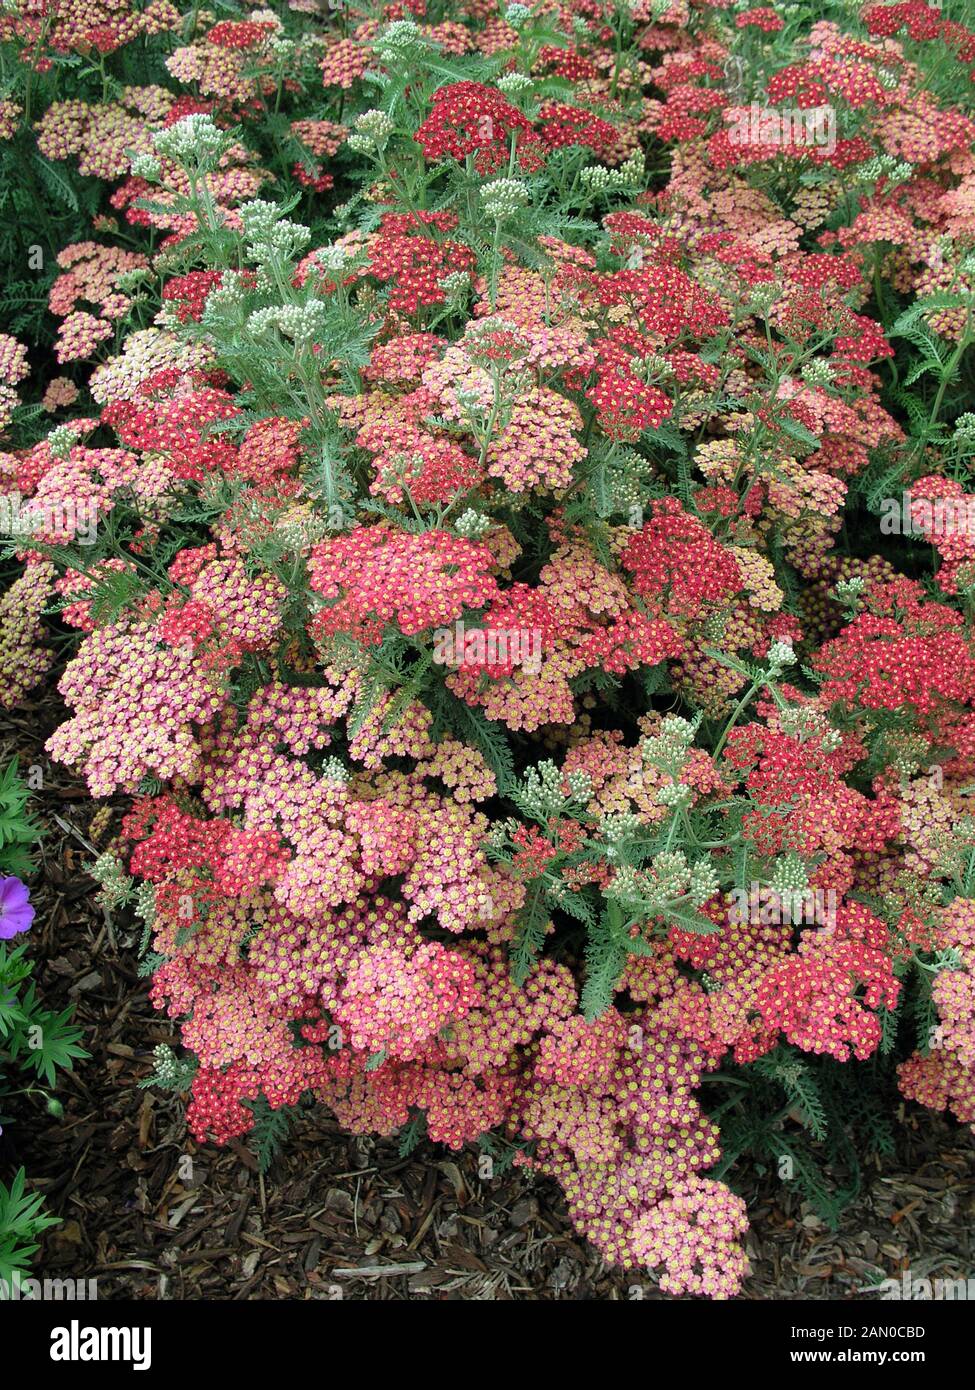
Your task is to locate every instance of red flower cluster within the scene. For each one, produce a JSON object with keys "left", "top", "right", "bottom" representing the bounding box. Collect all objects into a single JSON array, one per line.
[
  {"left": 815, "top": 579, "right": 975, "bottom": 719},
  {"left": 308, "top": 524, "right": 499, "bottom": 644},
  {"left": 366, "top": 211, "right": 476, "bottom": 314},
  {"left": 621, "top": 499, "right": 743, "bottom": 621},
  {"left": 414, "top": 82, "right": 544, "bottom": 174}
]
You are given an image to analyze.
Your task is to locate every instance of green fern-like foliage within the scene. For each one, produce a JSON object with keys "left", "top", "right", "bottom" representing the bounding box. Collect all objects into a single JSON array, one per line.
[
  {"left": 0, "top": 1169, "right": 61, "bottom": 1292},
  {"left": 0, "top": 760, "right": 42, "bottom": 880},
  {"left": 0, "top": 762, "right": 86, "bottom": 1286},
  {"left": 247, "top": 1096, "right": 297, "bottom": 1174},
  {"left": 397, "top": 1110, "right": 427, "bottom": 1158},
  {"left": 711, "top": 1050, "right": 903, "bottom": 1230}
]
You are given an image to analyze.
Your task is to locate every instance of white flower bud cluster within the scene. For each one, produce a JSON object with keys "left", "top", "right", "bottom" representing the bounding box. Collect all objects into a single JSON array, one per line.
[
  {"left": 439, "top": 269, "right": 472, "bottom": 307},
  {"left": 833, "top": 574, "right": 865, "bottom": 607},
  {"left": 651, "top": 850, "right": 691, "bottom": 897},
  {"left": 580, "top": 159, "right": 639, "bottom": 195},
  {"left": 202, "top": 271, "right": 249, "bottom": 326},
  {"left": 150, "top": 1044, "right": 184, "bottom": 1088},
  {"left": 606, "top": 864, "right": 641, "bottom": 898},
  {"left": 748, "top": 282, "right": 782, "bottom": 315},
  {"left": 801, "top": 359, "right": 834, "bottom": 386},
  {"left": 642, "top": 714, "right": 698, "bottom": 769},
  {"left": 701, "top": 610, "right": 726, "bottom": 643},
  {"left": 455, "top": 508, "right": 492, "bottom": 539},
  {"left": 573, "top": 166, "right": 620, "bottom": 194},
  {"left": 89, "top": 852, "right": 133, "bottom": 909},
  {"left": 769, "top": 852, "right": 809, "bottom": 898},
  {"left": 565, "top": 769, "right": 593, "bottom": 802},
  {"left": 320, "top": 757, "right": 351, "bottom": 783},
  {"left": 517, "top": 760, "right": 568, "bottom": 820},
  {"left": 134, "top": 882, "right": 156, "bottom": 926},
  {"left": 688, "top": 858, "right": 719, "bottom": 906},
  {"left": 856, "top": 153, "right": 913, "bottom": 185},
  {"left": 247, "top": 300, "right": 327, "bottom": 347},
  {"left": 130, "top": 152, "right": 161, "bottom": 181},
  {"left": 246, "top": 307, "right": 282, "bottom": 339},
  {"left": 656, "top": 782, "right": 692, "bottom": 809},
  {"left": 47, "top": 424, "right": 79, "bottom": 459},
  {"left": 374, "top": 20, "right": 426, "bottom": 57},
  {"left": 481, "top": 177, "right": 530, "bottom": 220},
  {"left": 276, "top": 301, "right": 328, "bottom": 345},
  {"left": 153, "top": 114, "right": 230, "bottom": 165},
  {"left": 486, "top": 817, "right": 519, "bottom": 850},
  {"left": 239, "top": 200, "right": 312, "bottom": 264},
  {"left": 777, "top": 704, "right": 842, "bottom": 752},
  {"left": 600, "top": 811, "right": 642, "bottom": 843},
  {"left": 769, "top": 853, "right": 811, "bottom": 922},
  {"left": 116, "top": 268, "right": 152, "bottom": 294},
  {"left": 767, "top": 640, "right": 796, "bottom": 671},
  {"left": 497, "top": 72, "right": 534, "bottom": 96},
  {"left": 275, "top": 512, "right": 331, "bottom": 550},
  {"left": 632, "top": 352, "right": 670, "bottom": 381},
  {"left": 348, "top": 108, "right": 396, "bottom": 154},
  {"left": 316, "top": 243, "right": 360, "bottom": 275}
]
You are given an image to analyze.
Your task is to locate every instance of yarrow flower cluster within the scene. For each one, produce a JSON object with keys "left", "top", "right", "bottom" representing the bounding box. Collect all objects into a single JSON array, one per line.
[{"left": 7, "top": 0, "right": 975, "bottom": 1303}]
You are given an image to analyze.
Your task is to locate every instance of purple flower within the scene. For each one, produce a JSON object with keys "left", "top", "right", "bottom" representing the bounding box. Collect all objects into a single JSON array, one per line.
[{"left": 0, "top": 877, "right": 34, "bottom": 940}]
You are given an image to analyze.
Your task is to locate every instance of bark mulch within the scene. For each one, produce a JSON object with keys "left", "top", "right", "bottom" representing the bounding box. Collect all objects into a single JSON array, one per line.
[{"left": 3, "top": 698, "right": 974, "bottom": 1301}]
